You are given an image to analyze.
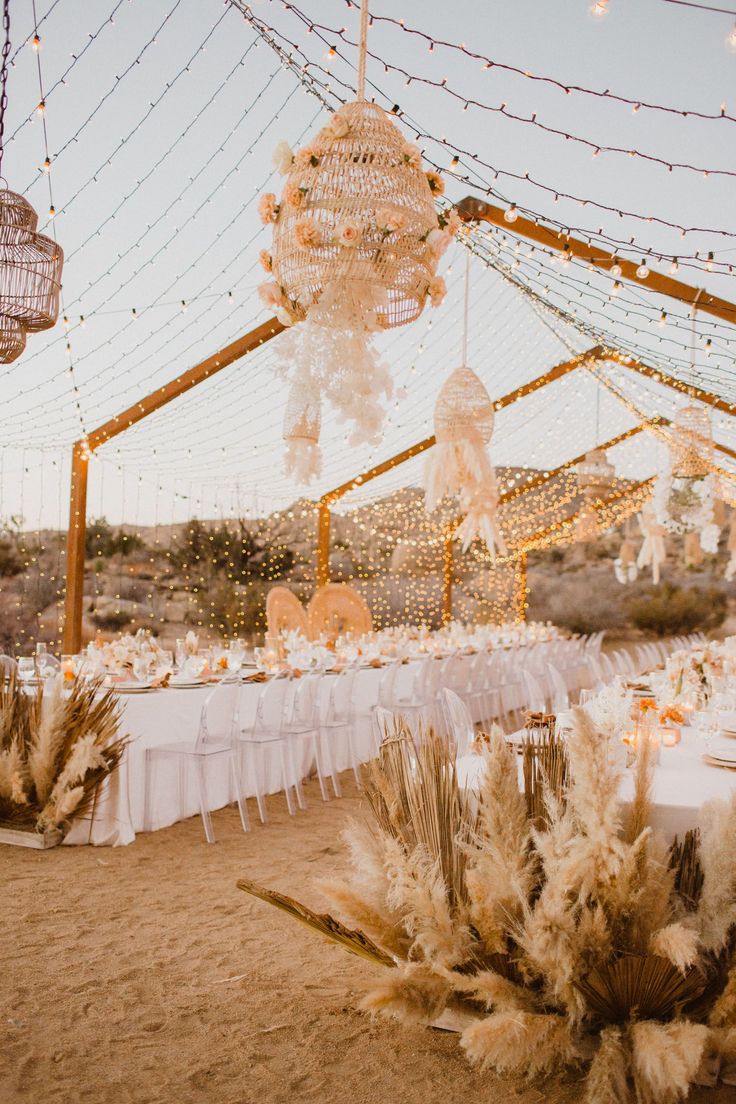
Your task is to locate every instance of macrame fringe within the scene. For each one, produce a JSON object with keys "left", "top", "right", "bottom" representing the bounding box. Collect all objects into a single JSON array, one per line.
[
  {"left": 424, "top": 438, "right": 494, "bottom": 513},
  {"left": 284, "top": 437, "right": 322, "bottom": 485}
]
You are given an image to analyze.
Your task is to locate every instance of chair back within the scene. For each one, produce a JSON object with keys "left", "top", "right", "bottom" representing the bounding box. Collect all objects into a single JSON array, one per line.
[
  {"left": 441, "top": 688, "right": 474, "bottom": 757},
  {"left": 325, "top": 665, "right": 358, "bottom": 725},
  {"left": 197, "top": 677, "right": 239, "bottom": 748},
  {"left": 521, "top": 668, "right": 547, "bottom": 713},
  {"left": 546, "top": 664, "right": 570, "bottom": 712},
  {"left": 266, "top": 586, "right": 309, "bottom": 638},
  {"left": 0, "top": 654, "right": 17, "bottom": 676},
  {"left": 250, "top": 674, "right": 292, "bottom": 737},
  {"left": 308, "top": 583, "right": 372, "bottom": 638},
  {"left": 287, "top": 671, "right": 321, "bottom": 729}
]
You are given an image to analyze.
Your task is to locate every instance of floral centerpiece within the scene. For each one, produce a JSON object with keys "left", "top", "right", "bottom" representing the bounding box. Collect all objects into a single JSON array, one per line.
[
  {"left": 90, "top": 628, "right": 162, "bottom": 674},
  {"left": 666, "top": 644, "right": 724, "bottom": 705}
]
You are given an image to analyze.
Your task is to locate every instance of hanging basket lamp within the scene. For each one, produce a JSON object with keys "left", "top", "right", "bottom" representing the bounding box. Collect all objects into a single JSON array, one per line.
[
  {"left": 425, "top": 365, "right": 495, "bottom": 511},
  {"left": 670, "top": 404, "right": 713, "bottom": 479},
  {"left": 576, "top": 448, "right": 615, "bottom": 500}
]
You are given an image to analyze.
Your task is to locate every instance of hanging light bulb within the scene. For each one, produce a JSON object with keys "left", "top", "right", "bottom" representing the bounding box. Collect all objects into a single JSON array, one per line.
[
  {"left": 611, "top": 280, "right": 621, "bottom": 296},
  {"left": 670, "top": 257, "right": 679, "bottom": 274},
  {"left": 610, "top": 256, "right": 622, "bottom": 277},
  {"left": 727, "top": 21, "right": 736, "bottom": 52},
  {"left": 503, "top": 203, "right": 518, "bottom": 223},
  {"left": 590, "top": 0, "right": 609, "bottom": 15},
  {"left": 636, "top": 259, "right": 650, "bottom": 279}
]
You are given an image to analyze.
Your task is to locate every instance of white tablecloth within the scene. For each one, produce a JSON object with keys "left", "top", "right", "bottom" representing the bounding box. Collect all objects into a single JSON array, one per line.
[
  {"left": 65, "top": 667, "right": 384, "bottom": 846},
  {"left": 457, "top": 726, "right": 736, "bottom": 842}
]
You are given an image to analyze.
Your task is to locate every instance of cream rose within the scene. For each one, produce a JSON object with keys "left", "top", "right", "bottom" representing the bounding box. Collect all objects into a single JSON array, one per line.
[
  {"left": 271, "top": 140, "right": 294, "bottom": 175},
  {"left": 284, "top": 182, "right": 307, "bottom": 209},
  {"left": 294, "top": 144, "right": 322, "bottom": 169},
  {"left": 325, "top": 112, "right": 349, "bottom": 139},
  {"left": 336, "top": 220, "right": 362, "bottom": 247}
]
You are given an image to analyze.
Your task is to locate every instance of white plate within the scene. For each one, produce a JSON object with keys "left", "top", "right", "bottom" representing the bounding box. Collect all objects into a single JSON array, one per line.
[
  {"left": 707, "top": 743, "right": 736, "bottom": 763},
  {"left": 168, "top": 679, "right": 207, "bottom": 689},
  {"left": 113, "top": 682, "right": 154, "bottom": 693}
]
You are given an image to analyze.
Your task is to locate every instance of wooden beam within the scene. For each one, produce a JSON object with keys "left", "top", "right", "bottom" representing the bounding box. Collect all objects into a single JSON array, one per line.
[
  {"left": 516, "top": 554, "right": 528, "bottom": 623},
  {"left": 457, "top": 196, "right": 736, "bottom": 328},
  {"left": 319, "top": 347, "right": 601, "bottom": 508},
  {"left": 601, "top": 349, "right": 736, "bottom": 415},
  {"left": 316, "top": 502, "right": 331, "bottom": 589},
  {"left": 87, "top": 317, "right": 284, "bottom": 450},
  {"left": 519, "top": 478, "right": 655, "bottom": 554},
  {"left": 64, "top": 317, "right": 284, "bottom": 651},
  {"left": 62, "top": 442, "right": 90, "bottom": 654}
]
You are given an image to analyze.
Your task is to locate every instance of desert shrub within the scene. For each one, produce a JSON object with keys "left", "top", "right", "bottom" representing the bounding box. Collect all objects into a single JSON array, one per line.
[
  {"left": 91, "top": 608, "right": 133, "bottom": 631},
  {"left": 527, "top": 572, "right": 627, "bottom": 635},
  {"left": 626, "top": 583, "right": 726, "bottom": 637},
  {"left": 86, "top": 518, "right": 145, "bottom": 559}
]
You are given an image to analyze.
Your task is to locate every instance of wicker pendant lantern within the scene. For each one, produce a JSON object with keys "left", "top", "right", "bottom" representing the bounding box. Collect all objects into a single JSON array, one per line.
[
  {"left": 260, "top": 0, "right": 455, "bottom": 457},
  {"left": 575, "top": 503, "right": 599, "bottom": 544},
  {"left": 0, "top": 7, "right": 63, "bottom": 363},
  {"left": 576, "top": 448, "right": 615, "bottom": 500},
  {"left": 654, "top": 403, "right": 719, "bottom": 549},
  {"left": 424, "top": 252, "right": 505, "bottom": 560},
  {"left": 283, "top": 380, "right": 322, "bottom": 485}
]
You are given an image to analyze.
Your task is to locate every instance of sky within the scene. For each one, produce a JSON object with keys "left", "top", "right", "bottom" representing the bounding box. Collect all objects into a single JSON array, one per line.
[{"left": 0, "top": 0, "right": 735, "bottom": 529}]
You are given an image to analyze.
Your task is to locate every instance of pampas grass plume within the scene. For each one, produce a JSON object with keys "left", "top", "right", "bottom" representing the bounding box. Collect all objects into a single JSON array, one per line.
[
  {"left": 584, "top": 1026, "right": 631, "bottom": 1104},
  {"left": 649, "top": 922, "right": 699, "bottom": 974},
  {"left": 697, "top": 794, "right": 736, "bottom": 953},
  {"left": 361, "top": 963, "right": 451, "bottom": 1025},
  {"left": 461, "top": 1010, "right": 579, "bottom": 1078},
  {"left": 630, "top": 1020, "right": 710, "bottom": 1104}
]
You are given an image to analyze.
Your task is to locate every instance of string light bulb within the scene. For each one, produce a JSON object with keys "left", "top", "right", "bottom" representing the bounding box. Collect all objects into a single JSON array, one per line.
[
  {"left": 31, "top": 34, "right": 40, "bottom": 51},
  {"left": 590, "top": 0, "right": 609, "bottom": 16},
  {"left": 36, "top": 98, "right": 45, "bottom": 116},
  {"left": 727, "top": 22, "right": 736, "bottom": 52},
  {"left": 504, "top": 203, "right": 518, "bottom": 223},
  {"left": 635, "top": 259, "right": 650, "bottom": 279},
  {"left": 610, "top": 257, "right": 622, "bottom": 278}
]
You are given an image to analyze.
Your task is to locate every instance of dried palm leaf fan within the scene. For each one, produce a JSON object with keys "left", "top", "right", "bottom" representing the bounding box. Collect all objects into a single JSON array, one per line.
[
  {"left": 424, "top": 252, "right": 506, "bottom": 560},
  {"left": 0, "top": 4, "right": 63, "bottom": 363},
  {"left": 260, "top": 0, "right": 454, "bottom": 453},
  {"left": 283, "top": 379, "right": 321, "bottom": 484}
]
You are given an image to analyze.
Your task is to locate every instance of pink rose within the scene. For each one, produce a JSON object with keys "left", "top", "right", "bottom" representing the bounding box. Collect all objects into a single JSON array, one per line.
[
  {"left": 258, "top": 249, "right": 273, "bottom": 273},
  {"left": 402, "top": 143, "right": 422, "bottom": 169},
  {"left": 376, "top": 207, "right": 406, "bottom": 235},
  {"left": 427, "top": 276, "right": 446, "bottom": 308},
  {"left": 294, "top": 218, "right": 321, "bottom": 248},
  {"left": 257, "top": 282, "right": 283, "bottom": 309},
  {"left": 294, "top": 144, "right": 323, "bottom": 170},
  {"left": 284, "top": 182, "right": 307, "bottom": 209},
  {"left": 258, "top": 192, "right": 279, "bottom": 224},
  {"left": 427, "top": 227, "right": 451, "bottom": 258},
  {"left": 426, "top": 170, "right": 445, "bottom": 196},
  {"left": 336, "top": 220, "right": 361, "bottom": 247}
]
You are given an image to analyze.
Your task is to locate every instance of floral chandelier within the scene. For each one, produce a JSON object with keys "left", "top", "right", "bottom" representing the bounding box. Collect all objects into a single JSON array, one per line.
[
  {"left": 0, "top": 2, "right": 63, "bottom": 364},
  {"left": 258, "top": 0, "right": 455, "bottom": 477}
]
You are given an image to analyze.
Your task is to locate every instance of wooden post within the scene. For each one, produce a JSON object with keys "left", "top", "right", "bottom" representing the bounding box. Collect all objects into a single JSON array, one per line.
[
  {"left": 62, "top": 317, "right": 283, "bottom": 652},
  {"left": 442, "top": 529, "right": 454, "bottom": 624},
  {"left": 62, "top": 441, "right": 90, "bottom": 653},
  {"left": 316, "top": 501, "right": 331, "bottom": 589}
]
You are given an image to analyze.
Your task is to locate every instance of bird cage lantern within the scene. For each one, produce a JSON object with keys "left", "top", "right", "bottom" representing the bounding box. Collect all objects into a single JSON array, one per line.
[
  {"left": 576, "top": 448, "right": 615, "bottom": 499},
  {"left": 670, "top": 404, "right": 712, "bottom": 479},
  {"left": 425, "top": 366, "right": 495, "bottom": 511},
  {"left": 283, "top": 382, "right": 322, "bottom": 485},
  {"left": 259, "top": 0, "right": 457, "bottom": 461}
]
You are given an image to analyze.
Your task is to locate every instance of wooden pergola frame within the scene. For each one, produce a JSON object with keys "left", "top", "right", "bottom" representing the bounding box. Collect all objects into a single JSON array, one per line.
[{"left": 60, "top": 193, "right": 736, "bottom": 651}]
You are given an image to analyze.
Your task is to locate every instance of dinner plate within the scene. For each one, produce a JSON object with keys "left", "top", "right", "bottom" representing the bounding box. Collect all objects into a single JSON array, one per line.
[
  {"left": 113, "top": 682, "right": 155, "bottom": 693},
  {"left": 168, "top": 679, "right": 207, "bottom": 689},
  {"left": 705, "top": 743, "right": 736, "bottom": 763},
  {"left": 703, "top": 753, "right": 736, "bottom": 771}
]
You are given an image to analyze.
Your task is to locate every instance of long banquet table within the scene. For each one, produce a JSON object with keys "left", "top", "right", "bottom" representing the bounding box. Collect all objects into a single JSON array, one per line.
[
  {"left": 65, "top": 664, "right": 387, "bottom": 846},
  {"left": 457, "top": 723, "right": 736, "bottom": 842}
]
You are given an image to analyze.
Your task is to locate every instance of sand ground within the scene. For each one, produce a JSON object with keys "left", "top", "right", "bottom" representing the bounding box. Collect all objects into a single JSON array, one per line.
[{"left": 2, "top": 779, "right": 733, "bottom": 1104}]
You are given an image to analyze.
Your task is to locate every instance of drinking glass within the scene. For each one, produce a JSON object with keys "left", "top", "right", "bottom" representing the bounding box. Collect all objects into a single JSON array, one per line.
[
  {"left": 35, "top": 642, "right": 47, "bottom": 660},
  {"left": 17, "top": 657, "right": 35, "bottom": 684},
  {"left": 133, "top": 656, "right": 151, "bottom": 684},
  {"left": 175, "top": 638, "right": 186, "bottom": 669}
]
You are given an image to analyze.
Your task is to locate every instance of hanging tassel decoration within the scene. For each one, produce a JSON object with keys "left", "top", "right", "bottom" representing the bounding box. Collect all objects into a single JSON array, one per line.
[
  {"left": 637, "top": 505, "right": 667, "bottom": 585},
  {"left": 424, "top": 366, "right": 495, "bottom": 510},
  {"left": 454, "top": 473, "right": 508, "bottom": 562},
  {"left": 283, "top": 379, "right": 322, "bottom": 484}
]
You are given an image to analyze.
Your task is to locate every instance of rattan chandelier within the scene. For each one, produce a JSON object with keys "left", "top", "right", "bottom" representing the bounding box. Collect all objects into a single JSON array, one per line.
[
  {"left": 0, "top": 2, "right": 63, "bottom": 364},
  {"left": 259, "top": 0, "right": 455, "bottom": 465}
]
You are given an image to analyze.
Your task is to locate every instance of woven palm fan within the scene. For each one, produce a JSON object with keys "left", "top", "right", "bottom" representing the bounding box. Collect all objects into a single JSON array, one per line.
[
  {"left": 259, "top": 0, "right": 454, "bottom": 456},
  {"left": 283, "top": 380, "right": 321, "bottom": 485}
]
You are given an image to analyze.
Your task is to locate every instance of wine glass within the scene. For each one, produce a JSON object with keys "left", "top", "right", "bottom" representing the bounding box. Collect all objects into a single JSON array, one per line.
[
  {"left": 133, "top": 656, "right": 151, "bottom": 685},
  {"left": 174, "top": 638, "right": 186, "bottom": 670},
  {"left": 17, "top": 657, "right": 35, "bottom": 685}
]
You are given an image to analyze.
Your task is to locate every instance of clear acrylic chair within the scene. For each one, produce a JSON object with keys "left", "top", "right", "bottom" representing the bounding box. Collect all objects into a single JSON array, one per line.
[
  {"left": 143, "top": 676, "right": 249, "bottom": 844},
  {"left": 521, "top": 668, "right": 548, "bottom": 714},
  {"left": 0, "top": 654, "right": 17, "bottom": 678},
  {"left": 546, "top": 663, "right": 570, "bottom": 712},
  {"left": 441, "top": 688, "right": 475, "bottom": 757},
  {"left": 282, "top": 671, "right": 336, "bottom": 803},
  {"left": 237, "top": 674, "right": 302, "bottom": 824},
  {"left": 319, "top": 665, "right": 360, "bottom": 795}
]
